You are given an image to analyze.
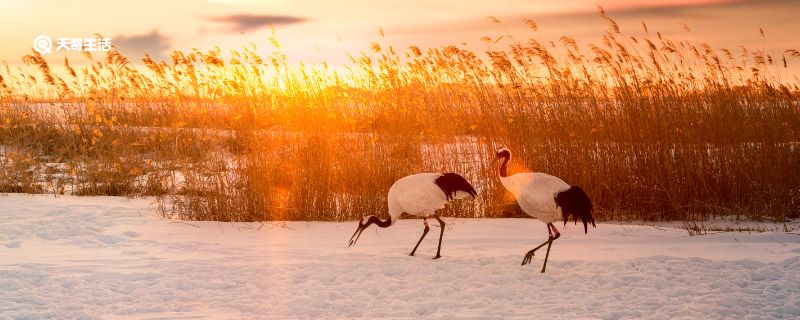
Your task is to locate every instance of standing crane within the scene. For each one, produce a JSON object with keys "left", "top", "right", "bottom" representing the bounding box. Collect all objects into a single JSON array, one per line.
[{"left": 494, "top": 147, "right": 595, "bottom": 272}]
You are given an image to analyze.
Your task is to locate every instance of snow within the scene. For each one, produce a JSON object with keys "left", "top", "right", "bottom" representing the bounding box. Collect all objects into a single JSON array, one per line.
[{"left": 1, "top": 194, "right": 799, "bottom": 319}]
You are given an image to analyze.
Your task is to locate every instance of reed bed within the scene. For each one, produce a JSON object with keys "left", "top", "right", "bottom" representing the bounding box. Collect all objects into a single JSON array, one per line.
[{"left": 1, "top": 13, "right": 798, "bottom": 222}]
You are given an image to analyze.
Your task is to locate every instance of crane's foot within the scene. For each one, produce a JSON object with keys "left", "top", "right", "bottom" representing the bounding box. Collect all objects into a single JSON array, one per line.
[
  {"left": 522, "top": 236, "right": 555, "bottom": 266},
  {"left": 433, "top": 254, "right": 442, "bottom": 259},
  {"left": 521, "top": 249, "right": 536, "bottom": 266}
]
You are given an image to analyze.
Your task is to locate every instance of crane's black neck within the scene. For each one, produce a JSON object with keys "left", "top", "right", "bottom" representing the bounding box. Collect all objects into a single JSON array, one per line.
[
  {"left": 364, "top": 215, "right": 392, "bottom": 228},
  {"left": 497, "top": 151, "right": 510, "bottom": 177}
]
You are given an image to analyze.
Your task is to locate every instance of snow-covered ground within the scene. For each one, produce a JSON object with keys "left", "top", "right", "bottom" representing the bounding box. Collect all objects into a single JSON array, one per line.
[{"left": 1, "top": 194, "right": 799, "bottom": 319}]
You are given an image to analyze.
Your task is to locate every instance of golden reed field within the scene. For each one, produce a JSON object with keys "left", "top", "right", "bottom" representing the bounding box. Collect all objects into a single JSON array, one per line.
[{"left": 1, "top": 12, "right": 799, "bottom": 222}]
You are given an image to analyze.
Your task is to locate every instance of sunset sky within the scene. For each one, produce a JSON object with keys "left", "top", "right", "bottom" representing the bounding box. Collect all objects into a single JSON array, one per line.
[{"left": 1, "top": 0, "right": 798, "bottom": 66}]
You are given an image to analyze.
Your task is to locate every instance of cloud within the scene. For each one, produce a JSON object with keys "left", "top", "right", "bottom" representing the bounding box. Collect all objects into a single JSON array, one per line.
[
  {"left": 577, "top": 0, "right": 746, "bottom": 19},
  {"left": 113, "top": 30, "right": 171, "bottom": 61},
  {"left": 207, "top": 14, "right": 306, "bottom": 32},
  {"left": 532, "top": 0, "right": 793, "bottom": 20}
]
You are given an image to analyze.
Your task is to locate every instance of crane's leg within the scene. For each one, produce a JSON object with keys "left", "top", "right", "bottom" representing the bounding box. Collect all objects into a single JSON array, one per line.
[
  {"left": 433, "top": 216, "right": 446, "bottom": 259},
  {"left": 522, "top": 223, "right": 557, "bottom": 267},
  {"left": 410, "top": 218, "right": 430, "bottom": 256},
  {"left": 550, "top": 223, "right": 561, "bottom": 240},
  {"left": 540, "top": 224, "right": 558, "bottom": 273}
]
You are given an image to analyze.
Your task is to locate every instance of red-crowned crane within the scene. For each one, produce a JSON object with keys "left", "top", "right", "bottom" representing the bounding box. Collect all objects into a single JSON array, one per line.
[
  {"left": 494, "top": 147, "right": 595, "bottom": 273},
  {"left": 348, "top": 172, "right": 477, "bottom": 259}
]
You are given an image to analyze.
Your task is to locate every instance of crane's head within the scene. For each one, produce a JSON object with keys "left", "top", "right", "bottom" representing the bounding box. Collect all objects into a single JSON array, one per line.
[
  {"left": 348, "top": 215, "right": 391, "bottom": 247},
  {"left": 494, "top": 147, "right": 511, "bottom": 161},
  {"left": 348, "top": 217, "right": 370, "bottom": 247}
]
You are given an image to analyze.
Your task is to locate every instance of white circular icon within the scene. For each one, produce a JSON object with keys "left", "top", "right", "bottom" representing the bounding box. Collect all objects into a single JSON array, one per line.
[{"left": 33, "top": 35, "right": 52, "bottom": 54}]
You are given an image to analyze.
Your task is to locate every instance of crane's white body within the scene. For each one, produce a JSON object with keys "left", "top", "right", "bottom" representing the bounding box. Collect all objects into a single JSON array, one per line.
[
  {"left": 387, "top": 173, "right": 472, "bottom": 225},
  {"left": 499, "top": 172, "right": 570, "bottom": 224}
]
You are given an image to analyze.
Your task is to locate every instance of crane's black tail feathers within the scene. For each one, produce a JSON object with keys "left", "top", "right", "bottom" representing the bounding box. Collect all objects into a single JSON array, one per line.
[
  {"left": 554, "top": 186, "right": 595, "bottom": 234},
  {"left": 434, "top": 173, "right": 478, "bottom": 201}
]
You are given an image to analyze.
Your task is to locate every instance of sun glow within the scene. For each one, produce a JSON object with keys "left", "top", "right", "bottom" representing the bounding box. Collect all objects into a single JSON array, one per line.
[{"left": 0, "top": 1, "right": 797, "bottom": 222}]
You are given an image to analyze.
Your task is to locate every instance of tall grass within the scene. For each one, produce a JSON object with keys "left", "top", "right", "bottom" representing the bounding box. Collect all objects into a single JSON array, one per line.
[{"left": 1, "top": 12, "right": 798, "bottom": 221}]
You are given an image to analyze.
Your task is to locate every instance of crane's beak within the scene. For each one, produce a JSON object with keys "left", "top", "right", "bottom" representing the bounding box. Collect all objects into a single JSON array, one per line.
[{"left": 348, "top": 220, "right": 365, "bottom": 247}]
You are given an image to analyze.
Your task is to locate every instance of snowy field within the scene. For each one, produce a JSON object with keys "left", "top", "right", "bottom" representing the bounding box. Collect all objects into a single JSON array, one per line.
[{"left": 1, "top": 194, "right": 799, "bottom": 319}]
